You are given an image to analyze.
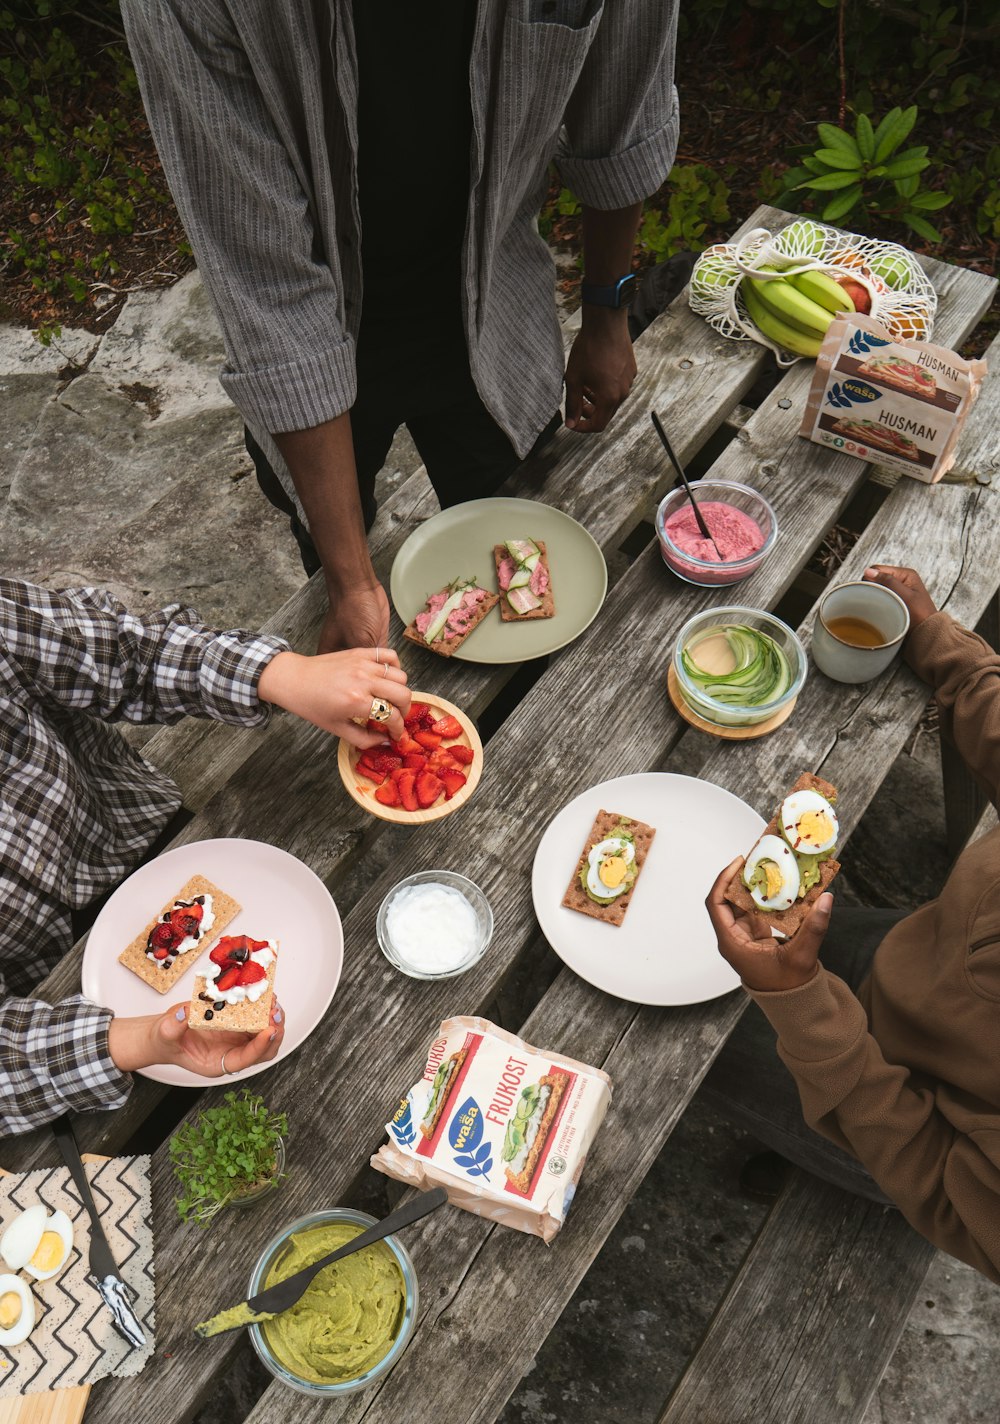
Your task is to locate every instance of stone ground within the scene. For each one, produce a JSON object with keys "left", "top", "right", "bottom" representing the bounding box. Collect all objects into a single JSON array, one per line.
[{"left": 2, "top": 273, "right": 998, "bottom": 1422}]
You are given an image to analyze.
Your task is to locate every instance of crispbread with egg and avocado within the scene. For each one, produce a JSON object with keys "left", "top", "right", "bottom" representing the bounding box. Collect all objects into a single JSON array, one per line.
[
  {"left": 562, "top": 809, "right": 656, "bottom": 927},
  {"left": 725, "top": 772, "right": 841, "bottom": 936}
]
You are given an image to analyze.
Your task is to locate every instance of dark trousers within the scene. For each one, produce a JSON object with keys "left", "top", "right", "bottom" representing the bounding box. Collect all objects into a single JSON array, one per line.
[
  {"left": 247, "top": 309, "right": 560, "bottom": 576},
  {"left": 702, "top": 906, "right": 910, "bottom": 1204}
]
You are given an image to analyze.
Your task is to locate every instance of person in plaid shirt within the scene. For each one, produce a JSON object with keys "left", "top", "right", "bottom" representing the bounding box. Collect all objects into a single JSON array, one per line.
[{"left": 1, "top": 577, "right": 410, "bottom": 1134}]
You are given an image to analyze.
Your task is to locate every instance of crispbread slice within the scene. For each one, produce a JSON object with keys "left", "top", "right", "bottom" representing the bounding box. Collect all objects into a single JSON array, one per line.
[
  {"left": 724, "top": 773, "right": 841, "bottom": 936},
  {"left": 494, "top": 540, "right": 555, "bottom": 622},
  {"left": 403, "top": 583, "right": 500, "bottom": 658},
  {"left": 119, "top": 874, "right": 241, "bottom": 993},
  {"left": 187, "top": 941, "right": 277, "bottom": 1033},
  {"left": 418, "top": 1048, "right": 468, "bottom": 1138},
  {"left": 561, "top": 809, "right": 656, "bottom": 927},
  {"left": 504, "top": 1072, "right": 569, "bottom": 1193}
]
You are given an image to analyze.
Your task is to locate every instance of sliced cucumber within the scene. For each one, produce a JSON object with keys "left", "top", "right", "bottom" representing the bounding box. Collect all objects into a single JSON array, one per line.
[
  {"left": 424, "top": 587, "right": 468, "bottom": 643},
  {"left": 506, "top": 538, "right": 539, "bottom": 564},
  {"left": 507, "top": 566, "right": 532, "bottom": 590}
]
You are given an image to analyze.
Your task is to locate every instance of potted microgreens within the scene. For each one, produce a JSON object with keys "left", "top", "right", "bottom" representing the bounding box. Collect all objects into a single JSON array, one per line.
[{"left": 170, "top": 1090, "right": 288, "bottom": 1227}]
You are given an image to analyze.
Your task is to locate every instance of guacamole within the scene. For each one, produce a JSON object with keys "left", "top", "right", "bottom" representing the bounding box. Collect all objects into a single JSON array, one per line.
[{"left": 261, "top": 1223, "right": 406, "bottom": 1386}]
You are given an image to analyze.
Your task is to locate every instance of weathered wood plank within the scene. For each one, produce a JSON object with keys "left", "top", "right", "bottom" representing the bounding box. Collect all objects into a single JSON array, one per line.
[
  {"left": 76, "top": 255, "right": 996, "bottom": 1424},
  {"left": 658, "top": 1173, "right": 933, "bottom": 1424}
]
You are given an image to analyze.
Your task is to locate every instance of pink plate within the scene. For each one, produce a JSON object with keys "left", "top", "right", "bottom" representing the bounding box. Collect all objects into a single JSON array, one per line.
[{"left": 81, "top": 838, "right": 343, "bottom": 1086}]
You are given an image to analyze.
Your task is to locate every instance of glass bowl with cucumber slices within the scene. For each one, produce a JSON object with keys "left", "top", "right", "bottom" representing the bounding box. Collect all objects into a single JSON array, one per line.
[{"left": 672, "top": 607, "right": 807, "bottom": 729}]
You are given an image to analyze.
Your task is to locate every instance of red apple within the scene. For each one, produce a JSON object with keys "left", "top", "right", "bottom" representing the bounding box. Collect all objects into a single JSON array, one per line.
[{"left": 835, "top": 277, "right": 872, "bottom": 315}]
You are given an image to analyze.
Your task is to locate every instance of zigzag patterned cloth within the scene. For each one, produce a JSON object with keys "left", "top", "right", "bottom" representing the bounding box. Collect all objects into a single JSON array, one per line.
[{"left": 0, "top": 1155, "right": 154, "bottom": 1396}]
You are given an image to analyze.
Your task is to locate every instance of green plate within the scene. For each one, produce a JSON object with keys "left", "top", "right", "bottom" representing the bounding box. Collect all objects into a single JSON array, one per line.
[{"left": 391, "top": 497, "right": 608, "bottom": 664}]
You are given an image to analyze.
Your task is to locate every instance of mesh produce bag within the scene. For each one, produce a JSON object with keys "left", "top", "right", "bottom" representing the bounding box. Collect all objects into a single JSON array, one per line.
[{"left": 690, "top": 217, "right": 937, "bottom": 366}]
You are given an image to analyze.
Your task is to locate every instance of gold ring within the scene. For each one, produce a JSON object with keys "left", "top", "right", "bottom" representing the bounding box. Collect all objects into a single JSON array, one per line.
[
  {"left": 369, "top": 696, "right": 392, "bottom": 723},
  {"left": 381, "top": 661, "right": 389, "bottom": 679}
]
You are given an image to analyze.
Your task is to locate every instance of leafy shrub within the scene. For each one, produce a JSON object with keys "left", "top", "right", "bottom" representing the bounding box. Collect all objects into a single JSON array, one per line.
[
  {"left": 638, "top": 165, "right": 732, "bottom": 261},
  {"left": 170, "top": 1091, "right": 287, "bottom": 1228}
]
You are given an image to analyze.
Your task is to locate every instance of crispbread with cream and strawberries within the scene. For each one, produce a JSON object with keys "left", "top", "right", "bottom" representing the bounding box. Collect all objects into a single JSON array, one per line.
[
  {"left": 187, "top": 935, "right": 277, "bottom": 1033},
  {"left": 725, "top": 772, "right": 841, "bottom": 936},
  {"left": 119, "top": 874, "right": 241, "bottom": 993},
  {"left": 493, "top": 538, "right": 555, "bottom": 621},
  {"left": 403, "top": 577, "right": 499, "bottom": 658},
  {"left": 561, "top": 809, "right": 656, "bottom": 927}
]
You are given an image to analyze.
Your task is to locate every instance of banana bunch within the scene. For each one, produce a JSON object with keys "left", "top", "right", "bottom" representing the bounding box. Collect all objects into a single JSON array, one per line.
[{"left": 740, "top": 268, "right": 855, "bottom": 359}]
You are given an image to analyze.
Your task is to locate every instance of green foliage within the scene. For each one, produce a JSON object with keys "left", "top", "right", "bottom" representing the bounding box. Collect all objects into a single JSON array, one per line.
[
  {"left": 0, "top": 3, "right": 167, "bottom": 308},
  {"left": 639, "top": 165, "right": 732, "bottom": 261},
  {"left": 170, "top": 1091, "right": 287, "bottom": 1229},
  {"left": 780, "top": 107, "right": 951, "bottom": 242}
]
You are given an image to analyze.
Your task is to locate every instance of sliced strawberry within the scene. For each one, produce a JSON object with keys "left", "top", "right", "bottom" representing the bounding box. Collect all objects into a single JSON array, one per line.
[
  {"left": 446, "top": 742, "right": 475, "bottom": 765},
  {"left": 237, "top": 960, "right": 267, "bottom": 987},
  {"left": 404, "top": 701, "right": 433, "bottom": 731},
  {"left": 215, "top": 967, "right": 240, "bottom": 992},
  {"left": 356, "top": 762, "right": 386, "bottom": 785},
  {"left": 152, "top": 946, "right": 171, "bottom": 960},
  {"left": 170, "top": 910, "right": 202, "bottom": 938},
  {"left": 365, "top": 749, "right": 403, "bottom": 775},
  {"left": 413, "top": 729, "right": 442, "bottom": 750},
  {"left": 402, "top": 751, "right": 426, "bottom": 769},
  {"left": 431, "top": 715, "right": 462, "bottom": 739},
  {"left": 397, "top": 769, "right": 419, "bottom": 812},
  {"left": 367, "top": 718, "right": 389, "bottom": 735},
  {"left": 149, "top": 921, "right": 181, "bottom": 951},
  {"left": 390, "top": 764, "right": 411, "bottom": 784},
  {"left": 415, "top": 769, "right": 444, "bottom": 809},
  {"left": 396, "top": 730, "right": 422, "bottom": 755},
  {"left": 209, "top": 941, "right": 233, "bottom": 967},
  {"left": 440, "top": 769, "right": 467, "bottom": 800},
  {"left": 375, "top": 780, "right": 401, "bottom": 807}
]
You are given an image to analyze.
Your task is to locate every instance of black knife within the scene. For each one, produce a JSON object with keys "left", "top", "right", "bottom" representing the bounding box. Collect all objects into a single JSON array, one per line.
[{"left": 51, "top": 1116, "right": 146, "bottom": 1349}]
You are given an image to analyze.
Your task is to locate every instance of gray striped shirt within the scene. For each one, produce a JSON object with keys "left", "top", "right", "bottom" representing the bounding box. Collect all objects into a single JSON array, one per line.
[{"left": 121, "top": 1, "right": 679, "bottom": 460}]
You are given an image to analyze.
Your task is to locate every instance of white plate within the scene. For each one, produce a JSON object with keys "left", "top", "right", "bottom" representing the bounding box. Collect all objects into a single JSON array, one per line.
[
  {"left": 81, "top": 838, "right": 343, "bottom": 1085},
  {"left": 532, "top": 774, "right": 765, "bottom": 1006}
]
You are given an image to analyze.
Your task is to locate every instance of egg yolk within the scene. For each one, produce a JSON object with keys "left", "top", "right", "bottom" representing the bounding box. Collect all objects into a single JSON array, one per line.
[
  {"left": 598, "top": 855, "right": 628, "bottom": 889},
  {"left": 763, "top": 861, "right": 784, "bottom": 898},
  {"left": 798, "top": 810, "right": 833, "bottom": 846},
  {"left": 0, "top": 1292, "right": 21, "bottom": 1329},
  {"left": 30, "top": 1232, "right": 64, "bottom": 1273}
]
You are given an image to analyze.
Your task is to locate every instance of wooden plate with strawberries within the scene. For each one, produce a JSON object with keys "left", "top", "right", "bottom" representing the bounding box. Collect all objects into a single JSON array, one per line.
[{"left": 337, "top": 691, "right": 484, "bottom": 824}]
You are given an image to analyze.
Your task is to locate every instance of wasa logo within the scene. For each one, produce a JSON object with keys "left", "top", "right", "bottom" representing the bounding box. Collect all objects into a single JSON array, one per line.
[{"left": 826, "top": 379, "right": 882, "bottom": 410}]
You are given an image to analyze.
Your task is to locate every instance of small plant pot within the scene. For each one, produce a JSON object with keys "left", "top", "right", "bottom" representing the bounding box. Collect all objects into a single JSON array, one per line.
[{"left": 227, "top": 1137, "right": 287, "bottom": 1211}]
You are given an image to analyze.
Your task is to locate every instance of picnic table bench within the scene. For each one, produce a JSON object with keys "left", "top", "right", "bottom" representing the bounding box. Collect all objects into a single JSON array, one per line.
[{"left": 4, "top": 205, "right": 997, "bottom": 1424}]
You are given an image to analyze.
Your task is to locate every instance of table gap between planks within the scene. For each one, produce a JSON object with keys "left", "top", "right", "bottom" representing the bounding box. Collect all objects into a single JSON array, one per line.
[{"left": 4, "top": 209, "right": 995, "bottom": 1424}]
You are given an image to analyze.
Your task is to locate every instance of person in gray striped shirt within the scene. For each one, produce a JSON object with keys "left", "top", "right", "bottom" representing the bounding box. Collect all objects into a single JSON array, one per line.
[{"left": 121, "top": 1, "right": 680, "bottom": 652}]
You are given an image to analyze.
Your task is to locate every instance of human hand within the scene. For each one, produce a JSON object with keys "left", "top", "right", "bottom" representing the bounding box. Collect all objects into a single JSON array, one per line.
[
  {"left": 863, "top": 565, "right": 937, "bottom": 630},
  {"left": 706, "top": 858, "right": 832, "bottom": 993},
  {"left": 108, "top": 998, "right": 285, "bottom": 1077},
  {"left": 318, "top": 580, "right": 390, "bottom": 654},
  {"left": 258, "top": 646, "right": 410, "bottom": 745},
  {"left": 564, "top": 309, "right": 637, "bottom": 433}
]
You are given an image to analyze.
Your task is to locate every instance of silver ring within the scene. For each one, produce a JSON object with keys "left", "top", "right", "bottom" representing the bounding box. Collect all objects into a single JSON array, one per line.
[
  {"left": 220, "top": 1049, "right": 237, "bottom": 1076},
  {"left": 381, "top": 661, "right": 389, "bottom": 679}
]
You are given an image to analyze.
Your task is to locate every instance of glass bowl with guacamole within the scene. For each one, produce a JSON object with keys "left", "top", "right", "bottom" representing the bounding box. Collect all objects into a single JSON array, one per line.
[{"left": 247, "top": 1208, "right": 418, "bottom": 1396}]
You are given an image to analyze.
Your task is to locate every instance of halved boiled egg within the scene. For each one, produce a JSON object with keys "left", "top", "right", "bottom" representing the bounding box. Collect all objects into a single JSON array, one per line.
[
  {"left": 781, "top": 789, "right": 838, "bottom": 855},
  {"left": 0, "top": 1274, "right": 35, "bottom": 1348},
  {"left": 0, "top": 1205, "right": 74, "bottom": 1281},
  {"left": 744, "top": 834, "right": 800, "bottom": 911},
  {"left": 586, "top": 837, "right": 635, "bottom": 900}
]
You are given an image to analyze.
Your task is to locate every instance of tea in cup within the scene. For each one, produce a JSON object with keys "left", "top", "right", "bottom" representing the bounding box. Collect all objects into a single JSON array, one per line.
[{"left": 811, "top": 581, "right": 910, "bottom": 684}]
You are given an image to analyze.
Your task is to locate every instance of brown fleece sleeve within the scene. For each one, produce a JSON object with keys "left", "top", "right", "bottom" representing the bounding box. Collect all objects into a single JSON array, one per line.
[
  {"left": 905, "top": 610, "right": 1000, "bottom": 809},
  {"left": 747, "top": 967, "right": 1000, "bottom": 1283}
]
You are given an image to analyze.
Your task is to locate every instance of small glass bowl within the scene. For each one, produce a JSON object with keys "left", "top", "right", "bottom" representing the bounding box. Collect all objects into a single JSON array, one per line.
[
  {"left": 228, "top": 1137, "right": 286, "bottom": 1210},
  {"left": 655, "top": 480, "right": 778, "bottom": 587},
  {"left": 377, "top": 870, "right": 493, "bottom": 980},
  {"left": 672, "top": 606, "right": 807, "bottom": 728},
  {"left": 248, "top": 1207, "right": 419, "bottom": 1397}
]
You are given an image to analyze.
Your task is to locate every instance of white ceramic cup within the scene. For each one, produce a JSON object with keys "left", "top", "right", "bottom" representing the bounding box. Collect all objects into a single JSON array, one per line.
[{"left": 811, "top": 580, "right": 911, "bottom": 684}]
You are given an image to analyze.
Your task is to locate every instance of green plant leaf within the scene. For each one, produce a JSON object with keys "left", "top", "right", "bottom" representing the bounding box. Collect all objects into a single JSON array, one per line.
[
  {"left": 814, "top": 148, "right": 863, "bottom": 172},
  {"left": 903, "top": 211, "right": 944, "bottom": 243},
  {"left": 797, "top": 170, "right": 865, "bottom": 191},
  {"left": 882, "top": 155, "right": 931, "bottom": 179},
  {"left": 817, "top": 123, "right": 860, "bottom": 157},
  {"left": 908, "top": 190, "right": 953, "bottom": 210},
  {"left": 855, "top": 112, "right": 876, "bottom": 161},
  {"left": 821, "top": 185, "right": 863, "bottom": 223},
  {"left": 870, "top": 107, "right": 902, "bottom": 163}
]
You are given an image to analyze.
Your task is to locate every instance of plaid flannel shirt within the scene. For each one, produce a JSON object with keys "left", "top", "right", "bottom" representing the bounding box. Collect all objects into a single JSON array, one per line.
[{"left": 0, "top": 579, "right": 288, "bottom": 1135}]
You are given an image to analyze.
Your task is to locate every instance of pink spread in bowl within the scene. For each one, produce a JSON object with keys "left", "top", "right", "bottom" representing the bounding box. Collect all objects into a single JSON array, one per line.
[{"left": 655, "top": 481, "right": 777, "bottom": 587}]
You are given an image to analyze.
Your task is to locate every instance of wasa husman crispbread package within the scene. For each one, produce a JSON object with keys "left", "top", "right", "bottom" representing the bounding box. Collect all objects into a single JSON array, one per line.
[
  {"left": 800, "top": 313, "right": 986, "bottom": 483},
  {"left": 372, "top": 1016, "right": 611, "bottom": 1242}
]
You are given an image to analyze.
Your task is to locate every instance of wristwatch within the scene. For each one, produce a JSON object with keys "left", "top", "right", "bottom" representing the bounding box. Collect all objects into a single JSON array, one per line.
[{"left": 581, "top": 273, "right": 639, "bottom": 309}]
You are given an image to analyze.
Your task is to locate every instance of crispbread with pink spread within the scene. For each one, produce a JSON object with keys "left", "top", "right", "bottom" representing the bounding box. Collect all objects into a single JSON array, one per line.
[
  {"left": 494, "top": 538, "right": 555, "bottom": 621},
  {"left": 403, "top": 578, "right": 499, "bottom": 658},
  {"left": 119, "top": 874, "right": 241, "bottom": 993}
]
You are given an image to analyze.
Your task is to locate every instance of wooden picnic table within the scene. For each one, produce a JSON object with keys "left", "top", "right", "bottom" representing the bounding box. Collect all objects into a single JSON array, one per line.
[{"left": 5, "top": 206, "right": 998, "bottom": 1424}]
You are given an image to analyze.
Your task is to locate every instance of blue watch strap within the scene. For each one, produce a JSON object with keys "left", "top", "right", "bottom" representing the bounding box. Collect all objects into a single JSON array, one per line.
[{"left": 581, "top": 274, "right": 638, "bottom": 308}]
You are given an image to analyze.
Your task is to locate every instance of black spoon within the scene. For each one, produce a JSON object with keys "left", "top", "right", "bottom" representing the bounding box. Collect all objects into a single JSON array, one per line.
[{"left": 650, "top": 411, "right": 723, "bottom": 560}]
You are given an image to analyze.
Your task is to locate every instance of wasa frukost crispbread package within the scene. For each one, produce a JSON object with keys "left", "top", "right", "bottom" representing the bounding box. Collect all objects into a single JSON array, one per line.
[
  {"left": 372, "top": 1016, "right": 611, "bottom": 1242},
  {"left": 800, "top": 313, "right": 986, "bottom": 483}
]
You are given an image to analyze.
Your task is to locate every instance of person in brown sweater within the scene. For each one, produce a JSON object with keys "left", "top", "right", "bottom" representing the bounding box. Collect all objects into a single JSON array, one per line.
[{"left": 704, "top": 564, "right": 1000, "bottom": 1283}]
